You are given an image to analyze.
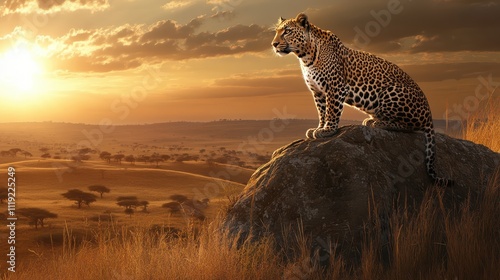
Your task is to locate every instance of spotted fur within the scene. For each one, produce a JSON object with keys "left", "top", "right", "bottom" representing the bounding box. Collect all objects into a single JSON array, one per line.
[{"left": 272, "top": 13, "right": 452, "bottom": 187}]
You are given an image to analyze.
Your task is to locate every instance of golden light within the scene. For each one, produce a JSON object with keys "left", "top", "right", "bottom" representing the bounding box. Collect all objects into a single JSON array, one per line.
[{"left": 0, "top": 45, "right": 43, "bottom": 100}]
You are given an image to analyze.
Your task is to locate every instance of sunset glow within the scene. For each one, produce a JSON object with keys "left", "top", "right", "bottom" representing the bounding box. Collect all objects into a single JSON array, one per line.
[
  {"left": 0, "top": 2, "right": 498, "bottom": 277},
  {"left": 0, "top": 0, "right": 497, "bottom": 123},
  {"left": 0, "top": 45, "right": 43, "bottom": 99}
]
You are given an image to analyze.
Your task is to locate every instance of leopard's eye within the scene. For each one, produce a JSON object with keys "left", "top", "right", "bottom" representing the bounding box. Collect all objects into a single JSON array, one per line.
[{"left": 283, "top": 29, "right": 290, "bottom": 35}]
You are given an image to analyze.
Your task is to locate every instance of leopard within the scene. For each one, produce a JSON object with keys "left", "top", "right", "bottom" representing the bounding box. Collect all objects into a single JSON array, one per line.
[{"left": 272, "top": 13, "right": 452, "bottom": 187}]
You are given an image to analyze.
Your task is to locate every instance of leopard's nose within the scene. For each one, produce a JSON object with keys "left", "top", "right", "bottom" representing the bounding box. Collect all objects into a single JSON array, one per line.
[{"left": 272, "top": 42, "right": 279, "bottom": 48}]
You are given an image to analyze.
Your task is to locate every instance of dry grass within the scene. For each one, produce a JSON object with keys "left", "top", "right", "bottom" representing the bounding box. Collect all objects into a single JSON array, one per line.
[
  {"left": 463, "top": 97, "right": 499, "bottom": 152},
  {"left": 2, "top": 108, "right": 499, "bottom": 279},
  {"left": 3, "top": 169, "right": 499, "bottom": 280},
  {"left": 5, "top": 218, "right": 283, "bottom": 280}
]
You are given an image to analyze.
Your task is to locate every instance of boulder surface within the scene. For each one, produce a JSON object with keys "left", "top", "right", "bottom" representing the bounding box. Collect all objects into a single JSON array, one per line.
[{"left": 223, "top": 125, "right": 499, "bottom": 262}]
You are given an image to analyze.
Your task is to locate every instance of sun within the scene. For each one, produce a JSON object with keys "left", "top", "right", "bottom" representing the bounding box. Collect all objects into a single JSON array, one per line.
[{"left": 0, "top": 45, "right": 43, "bottom": 99}]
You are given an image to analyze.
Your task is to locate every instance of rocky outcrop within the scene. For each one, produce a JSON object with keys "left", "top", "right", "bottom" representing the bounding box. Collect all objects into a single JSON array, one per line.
[{"left": 223, "top": 125, "right": 499, "bottom": 263}]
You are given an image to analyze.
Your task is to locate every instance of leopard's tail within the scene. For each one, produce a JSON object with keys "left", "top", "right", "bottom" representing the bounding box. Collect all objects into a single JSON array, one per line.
[{"left": 424, "top": 126, "right": 454, "bottom": 187}]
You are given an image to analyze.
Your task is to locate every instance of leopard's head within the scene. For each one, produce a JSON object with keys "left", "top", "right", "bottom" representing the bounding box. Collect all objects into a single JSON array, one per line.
[{"left": 272, "top": 13, "right": 311, "bottom": 56}]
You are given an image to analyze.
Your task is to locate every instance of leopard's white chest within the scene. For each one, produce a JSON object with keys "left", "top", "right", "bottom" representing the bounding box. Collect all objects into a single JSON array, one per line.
[{"left": 301, "top": 66, "right": 323, "bottom": 93}]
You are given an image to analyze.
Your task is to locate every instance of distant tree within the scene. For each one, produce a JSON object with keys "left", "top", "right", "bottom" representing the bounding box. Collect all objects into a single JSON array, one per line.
[
  {"left": 88, "top": 185, "right": 110, "bottom": 198},
  {"left": 137, "top": 155, "right": 150, "bottom": 164},
  {"left": 61, "top": 189, "right": 97, "bottom": 208},
  {"left": 162, "top": 201, "right": 181, "bottom": 213},
  {"left": 9, "top": 148, "right": 22, "bottom": 157},
  {"left": 113, "top": 154, "right": 125, "bottom": 164},
  {"left": 139, "top": 200, "right": 150, "bottom": 212},
  {"left": 100, "top": 151, "right": 111, "bottom": 163},
  {"left": 71, "top": 155, "right": 82, "bottom": 162},
  {"left": 124, "top": 208, "right": 134, "bottom": 218},
  {"left": 161, "top": 154, "right": 171, "bottom": 161},
  {"left": 73, "top": 148, "right": 91, "bottom": 162},
  {"left": 124, "top": 155, "right": 136, "bottom": 165},
  {"left": 78, "top": 148, "right": 92, "bottom": 155},
  {"left": 18, "top": 208, "right": 57, "bottom": 229},
  {"left": 21, "top": 151, "right": 33, "bottom": 158},
  {"left": 82, "top": 154, "right": 91, "bottom": 160},
  {"left": 150, "top": 153, "right": 163, "bottom": 167},
  {"left": 199, "top": 149, "right": 206, "bottom": 154},
  {"left": 41, "top": 153, "right": 51, "bottom": 159},
  {"left": 0, "top": 188, "right": 8, "bottom": 203},
  {"left": 39, "top": 147, "right": 50, "bottom": 154},
  {"left": 170, "top": 194, "right": 188, "bottom": 203},
  {"left": 117, "top": 196, "right": 140, "bottom": 210},
  {"left": 175, "top": 154, "right": 185, "bottom": 163},
  {"left": 0, "top": 151, "right": 11, "bottom": 157},
  {"left": 117, "top": 196, "right": 138, "bottom": 202}
]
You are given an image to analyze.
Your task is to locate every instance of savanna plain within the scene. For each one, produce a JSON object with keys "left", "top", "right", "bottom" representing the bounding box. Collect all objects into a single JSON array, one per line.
[{"left": 0, "top": 103, "right": 498, "bottom": 279}]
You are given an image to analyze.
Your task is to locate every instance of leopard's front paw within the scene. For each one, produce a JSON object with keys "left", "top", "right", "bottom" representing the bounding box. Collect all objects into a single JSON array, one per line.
[
  {"left": 312, "top": 127, "right": 338, "bottom": 139},
  {"left": 305, "top": 128, "right": 316, "bottom": 139}
]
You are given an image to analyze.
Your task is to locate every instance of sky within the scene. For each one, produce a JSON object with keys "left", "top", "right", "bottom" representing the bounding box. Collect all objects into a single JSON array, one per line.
[{"left": 0, "top": 0, "right": 499, "bottom": 124}]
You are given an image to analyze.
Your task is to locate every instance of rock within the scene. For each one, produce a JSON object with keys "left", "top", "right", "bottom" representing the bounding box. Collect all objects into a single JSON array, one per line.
[{"left": 222, "top": 125, "right": 499, "bottom": 264}]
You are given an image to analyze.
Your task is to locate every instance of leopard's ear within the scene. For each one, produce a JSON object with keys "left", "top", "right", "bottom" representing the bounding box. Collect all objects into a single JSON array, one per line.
[
  {"left": 278, "top": 17, "right": 285, "bottom": 24},
  {"left": 296, "top": 13, "right": 309, "bottom": 29}
]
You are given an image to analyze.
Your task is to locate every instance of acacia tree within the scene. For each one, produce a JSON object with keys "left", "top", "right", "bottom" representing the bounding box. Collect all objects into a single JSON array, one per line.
[
  {"left": 139, "top": 201, "right": 150, "bottom": 212},
  {"left": 137, "top": 155, "right": 150, "bottom": 164},
  {"left": 9, "top": 148, "right": 22, "bottom": 157},
  {"left": 0, "top": 151, "right": 11, "bottom": 157},
  {"left": 150, "top": 153, "right": 164, "bottom": 167},
  {"left": 18, "top": 208, "right": 57, "bottom": 229},
  {"left": 124, "top": 155, "right": 135, "bottom": 165},
  {"left": 100, "top": 151, "right": 111, "bottom": 163},
  {"left": 117, "top": 196, "right": 140, "bottom": 217},
  {"left": 124, "top": 208, "right": 134, "bottom": 218},
  {"left": 170, "top": 194, "right": 188, "bottom": 203},
  {"left": 117, "top": 196, "right": 139, "bottom": 209},
  {"left": 21, "top": 151, "right": 33, "bottom": 158},
  {"left": 41, "top": 153, "right": 51, "bottom": 159},
  {"left": 61, "top": 189, "right": 97, "bottom": 208},
  {"left": 113, "top": 154, "right": 125, "bottom": 164},
  {"left": 162, "top": 201, "right": 181, "bottom": 213},
  {"left": 88, "top": 185, "right": 110, "bottom": 198}
]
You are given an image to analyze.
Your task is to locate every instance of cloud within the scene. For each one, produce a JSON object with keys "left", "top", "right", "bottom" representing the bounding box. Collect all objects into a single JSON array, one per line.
[
  {"left": 2, "top": 0, "right": 109, "bottom": 14},
  {"left": 207, "top": 0, "right": 243, "bottom": 11},
  {"left": 162, "top": 0, "right": 194, "bottom": 11},
  {"left": 214, "top": 74, "right": 305, "bottom": 89},
  {"left": 305, "top": 0, "right": 500, "bottom": 53},
  {"left": 166, "top": 75, "right": 308, "bottom": 100},
  {"left": 210, "top": 10, "right": 236, "bottom": 21},
  {"left": 31, "top": 15, "right": 273, "bottom": 72},
  {"left": 401, "top": 62, "right": 500, "bottom": 82}
]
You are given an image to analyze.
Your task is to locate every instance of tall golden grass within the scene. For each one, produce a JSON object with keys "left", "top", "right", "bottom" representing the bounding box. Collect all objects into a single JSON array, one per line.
[
  {"left": 5, "top": 105, "right": 499, "bottom": 280},
  {"left": 463, "top": 97, "right": 499, "bottom": 152},
  {"left": 5, "top": 169, "right": 499, "bottom": 280}
]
